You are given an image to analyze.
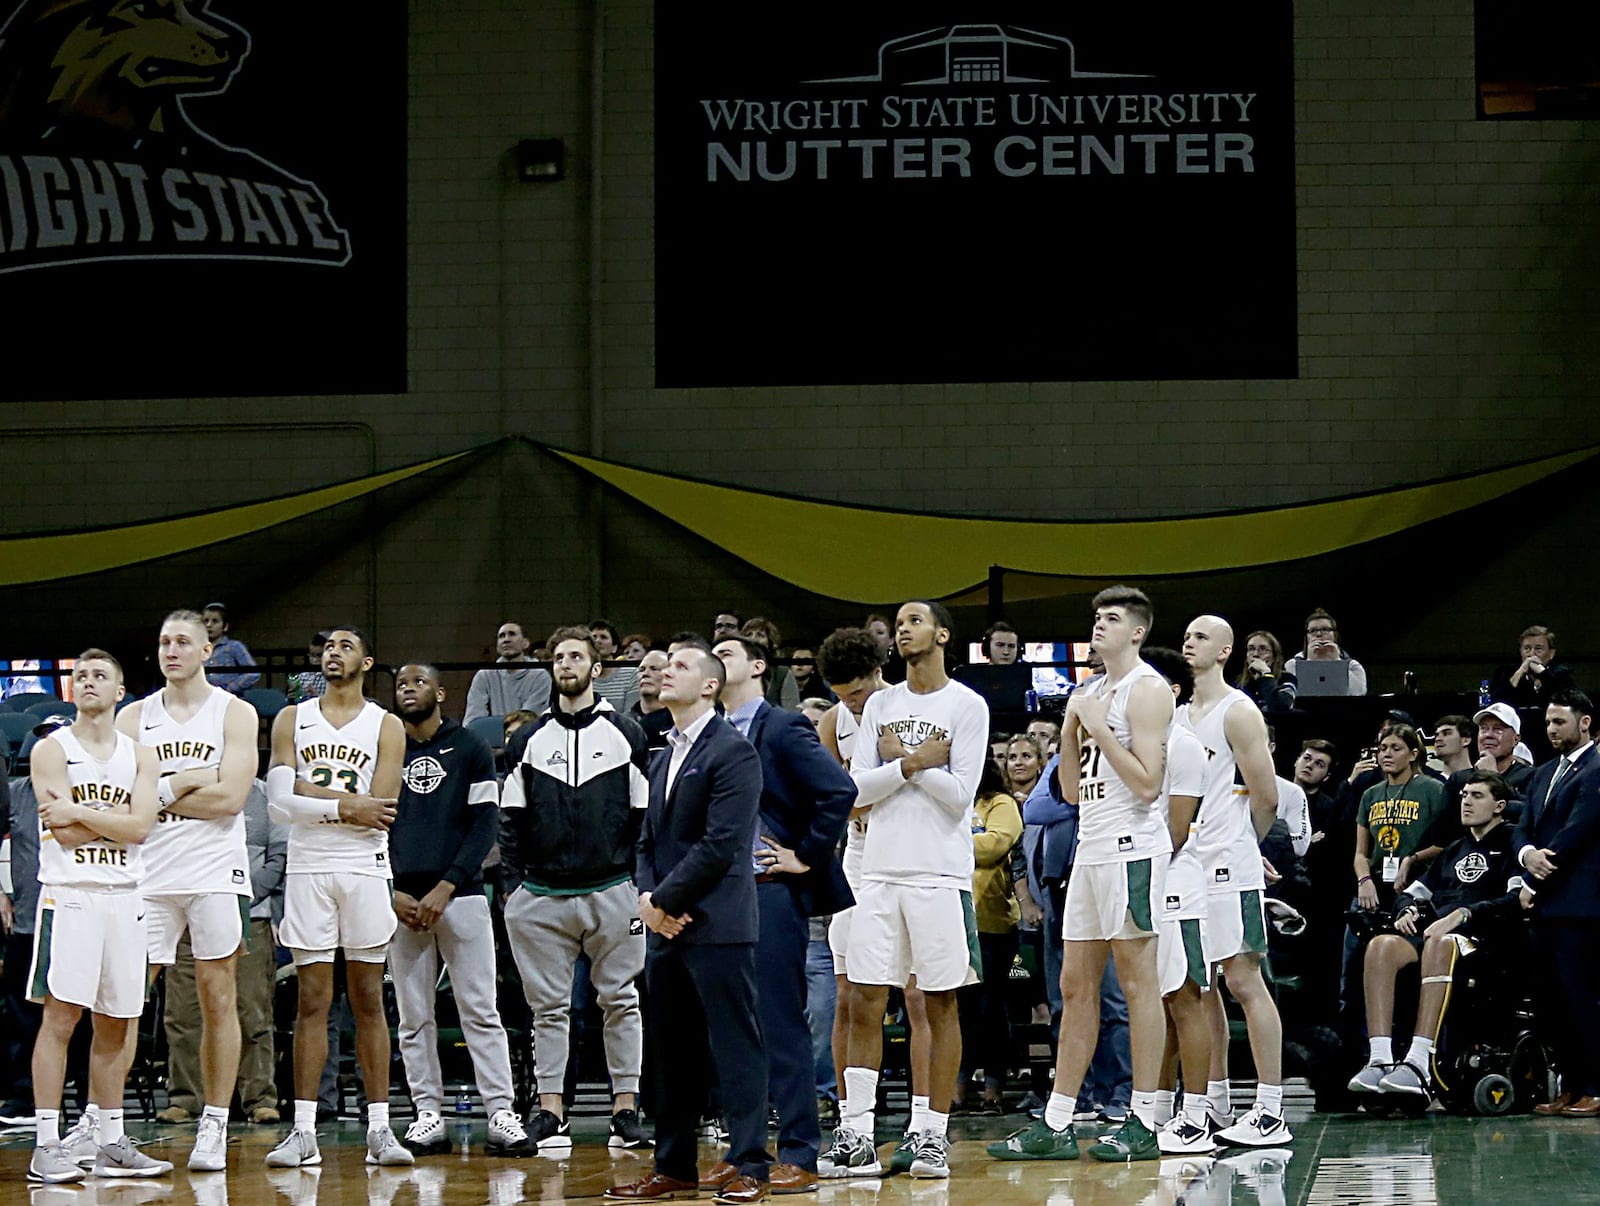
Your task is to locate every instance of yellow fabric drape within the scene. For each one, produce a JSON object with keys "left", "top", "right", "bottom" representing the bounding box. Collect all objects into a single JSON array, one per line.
[
  {"left": 553, "top": 445, "right": 1598, "bottom": 601},
  {"left": 0, "top": 450, "right": 474, "bottom": 587}
]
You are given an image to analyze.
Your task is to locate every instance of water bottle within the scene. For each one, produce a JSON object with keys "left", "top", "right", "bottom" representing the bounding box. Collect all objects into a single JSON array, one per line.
[
  {"left": 1478, "top": 679, "right": 1492, "bottom": 709},
  {"left": 456, "top": 1090, "right": 472, "bottom": 1117},
  {"left": 1024, "top": 689, "right": 1039, "bottom": 714}
]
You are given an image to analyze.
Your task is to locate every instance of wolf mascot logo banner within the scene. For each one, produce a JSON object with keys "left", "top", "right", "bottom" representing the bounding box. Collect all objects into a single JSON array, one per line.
[{"left": 0, "top": 0, "right": 404, "bottom": 399}]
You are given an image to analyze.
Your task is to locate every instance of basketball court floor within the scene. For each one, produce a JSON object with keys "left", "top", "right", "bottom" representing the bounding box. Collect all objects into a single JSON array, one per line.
[{"left": 7, "top": 1098, "right": 1600, "bottom": 1206}]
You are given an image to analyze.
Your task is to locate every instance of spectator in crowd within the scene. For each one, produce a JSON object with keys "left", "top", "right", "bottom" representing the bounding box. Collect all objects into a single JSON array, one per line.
[
  {"left": 1295, "top": 739, "right": 1349, "bottom": 1018},
  {"left": 711, "top": 612, "right": 743, "bottom": 642},
  {"left": 202, "top": 602, "right": 260, "bottom": 695},
  {"left": 627, "top": 649, "right": 673, "bottom": 751},
  {"left": 954, "top": 758, "right": 1023, "bottom": 1115},
  {"left": 1235, "top": 630, "right": 1297, "bottom": 715},
  {"left": 741, "top": 618, "right": 802, "bottom": 710},
  {"left": 388, "top": 665, "right": 524, "bottom": 1157},
  {"left": 501, "top": 628, "right": 651, "bottom": 1152},
  {"left": 1348, "top": 772, "right": 1522, "bottom": 1099},
  {"left": 799, "top": 698, "right": 831, "bottom": 727},
  {"left": 790, "top": 646, "right": 829, "bottom": 704},
  {"left": 990, "top": 732, "right": 1011, "bottom": 776},
  {"left": 1005, "top": 732, "right": 1044, "bottom": 804},
  {"left": 621, "top": 634, "right": 652, "bottom": 663},
  {"left": 1456, "top": 703, "right": 1536, "bottom": 806},
  {"left": 1028, "top": 718, "right": 1061, "bottom": 759},
  {"left": 864, "top": 613, "right": 904, "bottom": 684},
  {"left": 1283, "top": 608, "right": 1367, "bottom": 696},
  {"left": 1514, "top": 690, "right": 1600, "bottom": 1116},
  {"left": 286, "top": 631, "right": 330, "bottom": 704},
  {"left": 1490, "top": 625, "right": 1577, "bottom": 710},
  {"left": 464, "top": 621, "right": 552, "bottom": 722},
  {"left": 590, "top": 619, "right": 641, "bottom": 712},
  {"left": 705, "top": 635, "right": 855, "bottom": 1193},
  {"left": 1355, "top": 725, "right": 1447, "bottom": 912},
  {"left": 1430, "top": 714, "right": 1476, "bottom": 778},
  {"left": 162, "top": 780, "right": 287, "bottom": 1125},
  {"left": 984, "top": 623, "right": 1021, "bottom": 666}
]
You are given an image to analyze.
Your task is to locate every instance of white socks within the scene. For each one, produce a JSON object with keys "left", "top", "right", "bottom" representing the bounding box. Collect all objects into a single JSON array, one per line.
[
  {"left": 294, "top": 1100, "right": 317, "bottom": 1134},
  {"left": 102, "top": 1109, "right": 125, "bottom": 1145},
  {"left": 368, "top": 1102, "right": 390, "bottom": 1132},
  {"left": 1370, "top": 1036, "right": 1393, "bottom": 1065},
  {"left": 1044, "top": 1091, "right": 1076, "bottom": 1132},
  {"left": 1255, "top": 1083, "right": 1284, "bottom": 1115},
  {"left": 36, "top": 1108, "right": 60, "bottom": 1147},
  {"left": 842, "top": 1068, "right": 878, "bottom": 1138}
]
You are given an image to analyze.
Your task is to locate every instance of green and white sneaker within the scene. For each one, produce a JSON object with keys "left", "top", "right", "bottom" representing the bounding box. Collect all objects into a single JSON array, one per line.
[
  {"left": 886, "top": 1131, "right": 921, "bottom": 1175},
  {"left": 93, "top": 1135, "right": 174, "bottom": 1178},
  {"left": 908, "top": 1133, "right": 949, "bottom": 1179},
  {"left": 986, "top": 1118, "right": 1081, "bottom": 1161},
  {"left": 1089, "top": 1116, "right": 1160, "bottom": 1162}
]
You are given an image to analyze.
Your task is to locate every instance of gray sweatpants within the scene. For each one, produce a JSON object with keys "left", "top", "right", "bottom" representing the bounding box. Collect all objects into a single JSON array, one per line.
[
  {"left": 389, "top": 893, "right": 516, "bottom": 1116},
  {"left": 504, "top": 881, "right": 645, "bottom": 1096}
]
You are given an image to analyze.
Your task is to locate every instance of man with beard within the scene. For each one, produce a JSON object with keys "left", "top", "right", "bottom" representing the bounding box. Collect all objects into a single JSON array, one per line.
[
  {"left": 264, "top": 628, "right": 409, "bottom": 1169},
  {"left": 387, "top": 664, "right": 525, "bottom": 1157},
  {"left": 501, "top": 627, "right": 652, "bottom": 1151}
]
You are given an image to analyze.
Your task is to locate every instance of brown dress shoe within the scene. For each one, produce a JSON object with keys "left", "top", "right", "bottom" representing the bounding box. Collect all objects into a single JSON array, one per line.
[
  {"left": 767, "top": 1164, "right": 818, "bottom": 1194},
  {"left": 1535, "top": 1092, "right": 1575, "bottom": 1116},
  {"left": 250, "top": 1107, "right": 281, "bottom": 1125},
  {"left": 712, "top": 1176, "right": 769, "bottom": 1205},
  {"left": 699, "top": 1163, "right": 739, "bottom": 1191},
  {"left": 1562, "top": 1095, "right": 1600, "bottom": 1117},
  {"left": 155, "top": 1106, "right": 192, "bottom": 1124},
  {"left": 605, "top": 1173, "right": 701, "bottom": 1200}
]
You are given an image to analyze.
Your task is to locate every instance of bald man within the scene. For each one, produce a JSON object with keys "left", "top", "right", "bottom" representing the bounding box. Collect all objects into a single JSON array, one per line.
[{"left": 1177, "top": 616, "right": 1289, "bottom": 1149}]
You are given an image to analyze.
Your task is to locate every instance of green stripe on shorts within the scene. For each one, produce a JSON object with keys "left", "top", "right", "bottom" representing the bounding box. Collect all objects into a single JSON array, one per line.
[
  {"left": 1126, "top": 859, "right": 1154, "bottom": 933},
  {"left": 1241, "top": 889, "right": 1268, "bottom": 954},
  {"left": 238, "top": 895, "right": 252, "bottom": 955},
  {"left": 31, "top": 907, "right": 55, "bottom": 1001},
  {"left": 1180, "top": 918, "right": 1208, "bottom": 990},
  {"left": 960, "top": 889, "right": 983, "bottom": 984}
]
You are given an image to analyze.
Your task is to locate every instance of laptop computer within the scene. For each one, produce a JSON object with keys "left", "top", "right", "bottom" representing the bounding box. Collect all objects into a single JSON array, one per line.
[{"left": 1296, "top": 659, "right": 1350, "bottom": 697}]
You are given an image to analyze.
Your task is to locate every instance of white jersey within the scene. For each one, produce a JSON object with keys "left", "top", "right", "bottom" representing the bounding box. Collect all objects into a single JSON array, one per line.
[
  {"left": 286, "top": 698, "right": 391, "bottom": 878},
  {"left": 39, "top": 728, "right": 143, "bottom": 889},
  {"left": 1075, "top": 661, "right": 1173, "bottom": 865},
  {"left": 1164, "top": 721, "right": 1209, "bottom": 904},
  {"left": 138, "top": 687, "right": 250, "bottom": 896},
  {"left": 852, "top": 678, "right": 990, "bottom": 888},
  {"left": 1276, "top": 775, "right": 1311, "bottom": 857},
  {"left": 1178, "top": 687, "right": 1264, "bottom": 893},
  {"left": 834, "top": 703, "right": 867, "bottom": 889}
]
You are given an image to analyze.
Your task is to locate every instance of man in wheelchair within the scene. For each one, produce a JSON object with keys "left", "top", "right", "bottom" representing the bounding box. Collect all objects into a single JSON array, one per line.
[{"left": 1346, "top": 771, "right": 1523, "bottom": 1099}]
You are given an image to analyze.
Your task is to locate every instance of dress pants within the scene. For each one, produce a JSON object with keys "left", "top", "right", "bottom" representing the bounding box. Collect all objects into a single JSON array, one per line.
[
  {"left": 751, "top": 881, "right": 820, "bottom": 1170},
  {"left": 646, "top": 940, "right": 772, "bottom": 1183},
  {"left": 2, "top": 929, "right": 43, "bottom": 1109},
  {"left": 164, "top": 922, "right": 276, "bottom": 1115},
  {"left": 1541, "top": 919, "right": 1600, "bottom": 1098}
]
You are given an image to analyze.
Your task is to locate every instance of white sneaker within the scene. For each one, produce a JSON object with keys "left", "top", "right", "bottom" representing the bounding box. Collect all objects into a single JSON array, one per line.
[
  {"left": 908, "top": 1132, "right": 950, "bottom": 1179},
  {"left": 486, "top": 1109, "right": 531, "bottom": 1157},
  {"left": 188, "top": 1115, "right": 228, "bottom": 1172},
  {"left": 62, "top": 1114, "right": 101, "bottom": 1168},
  {"left": 403, "top": 1112, "right": 450, "bottom": 1157},
  {"left": 366, "top": 1125, "right": 416, "bottom": 1166},
  {"left": 93, "top": 1135, "right": 174, "bottom": 1178},
  {"left": 1157, "top": 1116, "right": 1216, "bottom": 1155},
  {"left": 1216, "top": 1106, "right": 1293, "bottom": 1148},
  {"left": 265, "top": 1130, "right": 322, "bottom": 1168},
  {"left": 29, "top": 1144, "right": 86, "bottom": 1183},
  {"left": 1347, "top": 1061, "right": 1390, "bottom": 1094}
]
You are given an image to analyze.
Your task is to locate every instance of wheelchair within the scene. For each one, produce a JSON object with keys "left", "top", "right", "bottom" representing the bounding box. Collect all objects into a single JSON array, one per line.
[{"left": 1429, "top": 926, "right": 1553, "bottom": 1116}]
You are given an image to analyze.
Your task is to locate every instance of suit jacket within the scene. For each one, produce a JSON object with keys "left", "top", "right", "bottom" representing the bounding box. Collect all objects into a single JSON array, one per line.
[
  {"left": 745, "top": 699, "right": 857, "bottom": 918},
  {"left": 1514, "top": 745, "right": 1600, "bottom": 920},
  {"left": 637, "top": 712, "right": 764, "bottom": 945}
]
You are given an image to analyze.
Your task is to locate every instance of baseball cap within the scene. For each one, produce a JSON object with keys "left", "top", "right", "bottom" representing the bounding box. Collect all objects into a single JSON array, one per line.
[
  {"left": 1473, "top": 702, "right": 1521, "bottom": 733},
  {"left": 31, "top": 713, "right": 72, "bottom": 737}
]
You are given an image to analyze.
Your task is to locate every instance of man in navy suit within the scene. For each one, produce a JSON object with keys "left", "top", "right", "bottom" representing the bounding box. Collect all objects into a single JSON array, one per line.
[
  {"left": 1513, "top": 689, "right": 1600, "bottom": 1116},
  {"left": 700, "top": 636, "right": 856, "bottom": 1194},
  {"left": 607, "top": 647, "right": 772, "bottom": 1204}
]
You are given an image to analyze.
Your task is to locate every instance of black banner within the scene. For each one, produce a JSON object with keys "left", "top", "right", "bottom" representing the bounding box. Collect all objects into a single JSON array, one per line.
[
  {"left": 656, "top": 3, "right": 1295, "bottom": 387},
  {"left": 0, "top": 1, "right": 405, "bottom": 400}
]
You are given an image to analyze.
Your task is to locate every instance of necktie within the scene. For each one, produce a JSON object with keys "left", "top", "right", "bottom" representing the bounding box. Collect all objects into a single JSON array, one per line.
[{"left": 1545, "top": 756, "right": 1571, "bottom": 809}]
